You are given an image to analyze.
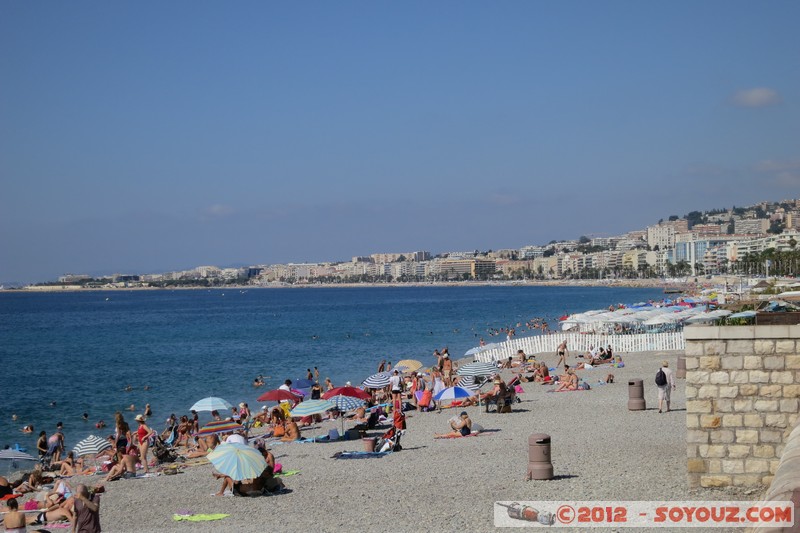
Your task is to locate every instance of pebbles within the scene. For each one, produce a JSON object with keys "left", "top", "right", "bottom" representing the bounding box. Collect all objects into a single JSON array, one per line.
[{"left": 68, "top": 350, "right": 756, "bottom": 532}]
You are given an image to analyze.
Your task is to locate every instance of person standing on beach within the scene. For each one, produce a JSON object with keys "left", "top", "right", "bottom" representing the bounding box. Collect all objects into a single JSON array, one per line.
[
  {"left": 134, "top": 415, "right": 155, "bottom": 474},
  {"left": 389, "top": 370, "right": 403, "bottom": 403},
  {"left": 656, "top": 360, "right": 676, "bottom": 413},
  {"left": 71, "top": 484, "right": 101, "bottom": 533},
  {"left": 555, "top": 340, "right": 568, "bottom": 368},
  {"left": 441, "top": 352, "right": 453, "bottom": 386}
]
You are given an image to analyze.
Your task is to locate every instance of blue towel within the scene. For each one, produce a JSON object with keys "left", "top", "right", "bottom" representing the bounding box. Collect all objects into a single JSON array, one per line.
[{"left": 332, "top": 451, "right": 391, "bottom": 459}]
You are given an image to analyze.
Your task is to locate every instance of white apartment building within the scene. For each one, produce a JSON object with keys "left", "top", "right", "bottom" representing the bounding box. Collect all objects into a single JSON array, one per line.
[
  {"left": 734, "top": 218, "right": 769, "bottom": 234},
  {"left": 647, "top": 224, "right": 676, "bottom": 250}
]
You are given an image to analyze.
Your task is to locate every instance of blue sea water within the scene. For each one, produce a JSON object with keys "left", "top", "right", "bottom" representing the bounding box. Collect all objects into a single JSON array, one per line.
[{"left": 0, "top": 285, "right": 663, "bottom": 460}]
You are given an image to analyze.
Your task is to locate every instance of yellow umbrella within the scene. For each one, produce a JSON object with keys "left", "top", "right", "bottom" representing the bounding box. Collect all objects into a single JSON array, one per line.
[{"left": 395, "top": 359, "right": 423, "bottom": 373}]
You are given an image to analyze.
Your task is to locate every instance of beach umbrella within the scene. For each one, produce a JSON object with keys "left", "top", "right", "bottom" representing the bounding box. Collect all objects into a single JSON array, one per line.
[
  {"left": 207, "top": 442, "right": 266, "bottom": 482},
  {"left": 322, "top": 386, "right": 371, "bottom": 401},
  {"left": 257, "top": 389, "right": 300, "bottom": 403},
  {"left": 434, "top": 386, "right": 474, "bottom": 401},
  {"left": 326, "top": 395, "right": 365, "bottom": 412},
  {"left": 196, "top": 420, "right": 245, "bottom": 437},
  {"left": 395, "top": 359, "right": 423, "bottom": 373},
  {"left": 72, "top": 435, "right": 112, "bottom": 458},
  {"left": 457, "top": 362, "right": 497, "bottom": 377},
  {"left": 454, "top": 376, "right": 480, "bottom": 393},
  {"left": 363, "top": 372, "right": 391, "bottom": 388},
  {"left": 190, "top": 397, "right": 233, "bottom": 412},
  {"left": 289, "top": 399, "right": 334, "bottom": 418},
  {"left": 0, "top": 449, "right": 36, "bottom": 462},
  {"left": 326, "top": 395, "right": 366, "bottom": 435}
]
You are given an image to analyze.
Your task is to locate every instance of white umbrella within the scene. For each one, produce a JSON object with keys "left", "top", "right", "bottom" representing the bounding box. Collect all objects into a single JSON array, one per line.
[
  {"left": 73, "top": 435, "right": 112, "bottom": 458},
  {"left": 190, "top": 397, "right": 233, "bottom": 412}
]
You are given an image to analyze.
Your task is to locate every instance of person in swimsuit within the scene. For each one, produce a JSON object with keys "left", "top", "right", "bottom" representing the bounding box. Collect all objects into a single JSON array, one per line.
[
  {"left": 555, "top": 369, "right": 578, "bottom": 391},
  {"left": 556, "top": 340, "right": 569, "bottom": 368},
  {"left": 114, "top": 412, "right": 131, "bottom": 454},
  {"left": 36, "top": 430, "right": 48, "bottom": 459},
  {"left": 2, "top": 497, "right": 26, "bottom": 532},
  {"left": 134, "top": 414, "right": 155, "bottom": 473}
]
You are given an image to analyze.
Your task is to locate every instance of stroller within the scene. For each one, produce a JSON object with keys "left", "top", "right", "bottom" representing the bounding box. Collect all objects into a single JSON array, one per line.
[
  {"left": 375, "top": 403, "right": 406, "bottom": 452},
  {"left": 151, "top": 436, "right": 179, "bottom": 463}
]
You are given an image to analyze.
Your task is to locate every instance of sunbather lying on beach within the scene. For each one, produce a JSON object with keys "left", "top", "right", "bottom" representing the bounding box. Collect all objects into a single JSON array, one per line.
[
  {"left": 9, "top": 464, "right": 45, "bottom": 494},
  {"left": 186, "top": 435, "right": 219, "bottom": 458}
]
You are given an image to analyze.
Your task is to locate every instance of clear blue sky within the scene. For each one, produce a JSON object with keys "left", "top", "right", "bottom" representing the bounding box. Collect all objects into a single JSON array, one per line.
[{"left": 1, "top": 1, "right": 798, "bottom": 282}]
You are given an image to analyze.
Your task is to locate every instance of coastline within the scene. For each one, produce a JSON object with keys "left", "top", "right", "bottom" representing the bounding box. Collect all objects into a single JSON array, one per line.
[{"left": 7, "top": 278, "right": 689, "bottom": 293}]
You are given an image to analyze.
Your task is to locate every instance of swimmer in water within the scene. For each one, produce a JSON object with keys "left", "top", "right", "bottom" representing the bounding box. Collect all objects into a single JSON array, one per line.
[
  {"left": 126, "top": 404, "right": 135, "bottom": 411},
  {"left": 21, "top": 425, "right": 33, "bottom": 433},
  {"left": 82, "top": 413, "right": 89, "bottom": 421},
  {"left": 95, "top": 420, "right": 106, "bottom": 429},
  {"left": 124, "top": 385, "right": 132, "bottom": 392},
  {"left": 50, "top": 401, "right": 57, "bottom": 407},
  {"left": 143, "top": 385, "right": 150, "bottom": 391},
  {"left": 12, "top": 414, "right": 17, "bottom": 421}
]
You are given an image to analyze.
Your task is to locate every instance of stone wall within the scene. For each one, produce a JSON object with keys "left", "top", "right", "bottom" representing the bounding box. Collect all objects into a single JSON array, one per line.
[{"left": 684, "top": 325, "right": 800, "bottom": 488}]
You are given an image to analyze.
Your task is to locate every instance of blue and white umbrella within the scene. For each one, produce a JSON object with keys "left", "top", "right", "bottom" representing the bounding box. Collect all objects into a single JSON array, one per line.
[
  {"left": 326, "top": 395, "right": 365, "bottom": 412},
  {"left": 290, "top": 399, "right": 335, "bottom": 417},
  {"left": 73, "top": 435, "right": 112, "bottom": 458},
  {"left": 434, "top": 386, "right": 474, "bottom": 401},
  {"left": 456, "top": 362, "right": 497, "bottom": 377},
  {"left": 363, "top": 372, "right": 391, "bottom": 388},
  {"left": 190, "top": 397, "right": 234, "bottom": 412}
]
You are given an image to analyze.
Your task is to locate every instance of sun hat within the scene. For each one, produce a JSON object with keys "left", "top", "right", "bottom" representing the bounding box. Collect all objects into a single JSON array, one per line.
[
  {"left": 239, "top": 402, "right": 246, "bottom": 409},
  {"left": 135, "top": 414, "right": 146, "bottom": 422}
]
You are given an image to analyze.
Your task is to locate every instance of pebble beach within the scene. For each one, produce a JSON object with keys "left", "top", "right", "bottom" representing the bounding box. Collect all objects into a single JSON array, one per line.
[{"left": 42, "top": 349, "right": 759, "bottom": 533}]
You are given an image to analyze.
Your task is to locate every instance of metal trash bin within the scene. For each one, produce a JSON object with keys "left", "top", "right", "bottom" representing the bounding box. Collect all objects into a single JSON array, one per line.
[
  {"left": 527, "top": 433, "right": 554, "bottom": 480},
  {"left": 628, "top": 379, "right": 646, "bottom": 411}
]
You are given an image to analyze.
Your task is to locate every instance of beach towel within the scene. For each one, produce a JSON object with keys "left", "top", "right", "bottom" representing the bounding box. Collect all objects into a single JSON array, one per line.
[
  {"left": 0, "top": 494, "right": 20, "bottom": 501},
  {"left": 514, "top": 385, "right": 525, "bottom": 393},
  {"left": 275, "top": 469, "right": 300, "bottom": 477},
  {"left": 331, "top": 451, "right": 391, "bottom": 459},
  {"left": 173, "top": 513, "right": 230, "bottom": 522},
  {"left": 434, "top": 433, "right": 488, "bottom": 439}
]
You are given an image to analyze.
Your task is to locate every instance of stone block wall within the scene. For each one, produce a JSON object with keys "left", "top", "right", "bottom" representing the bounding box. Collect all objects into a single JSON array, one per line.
[{"left": 684, "top": 325, "right": 800, "bottom": 489}]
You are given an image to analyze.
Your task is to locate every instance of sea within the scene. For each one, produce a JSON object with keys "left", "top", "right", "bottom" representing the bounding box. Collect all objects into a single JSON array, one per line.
[{"left": 0, "top": 284, "right": 663, "bottom": 470}]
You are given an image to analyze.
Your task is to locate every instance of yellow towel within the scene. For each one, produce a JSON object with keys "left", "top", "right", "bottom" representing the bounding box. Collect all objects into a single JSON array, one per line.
[{"left": 173, "top": 513, "right": 230, "bottom": 522}]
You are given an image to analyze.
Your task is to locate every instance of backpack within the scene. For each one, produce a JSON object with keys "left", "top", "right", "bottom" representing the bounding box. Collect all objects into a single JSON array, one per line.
[{"left": 655, "top": 368, "right": 667, "bottom": 387}]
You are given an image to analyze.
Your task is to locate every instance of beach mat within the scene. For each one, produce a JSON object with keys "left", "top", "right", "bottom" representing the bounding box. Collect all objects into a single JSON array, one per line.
[
  {"left": 275, "top": 470, "right": 300, "bottom": 477},
  {"left": 331, "top": 451, "right": 391, "bottom": 459},
  {"left": 173, "top": 513, "right": 230, "bottom": 522}
]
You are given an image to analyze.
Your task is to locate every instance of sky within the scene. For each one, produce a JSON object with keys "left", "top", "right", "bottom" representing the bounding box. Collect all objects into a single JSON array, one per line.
[{"left": 1, "top": 1, "right": 799, "bottom": 283}]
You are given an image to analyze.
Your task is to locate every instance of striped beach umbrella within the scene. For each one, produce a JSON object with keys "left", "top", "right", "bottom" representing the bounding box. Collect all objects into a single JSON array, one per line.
[
  {"left": 454, "top": 376, "right": 480, "bottom": 393},
  {"left": 72, "top": 435, "right": 112, "bottom": 458},
  {"left": 289, "top": 399, "right": 335, "bottom": 417},
  {"left": 395, "top": 359, "right": 423, "bottom": 373},
  {"left": 362, "top": 372, "right": 391, "bottom": 388},
  {"left": 196, "top": 420, "right": 245, "bottom": 437},
  {"left": 456, "top": 361, "right": 497, "bottom": 377},
  {"left": 207, "top": 442, "right": 266, "bottom": 482},
  {"left": 326, "top": 395, "right": 365, "bottom": 412},
  {"left": 190, "top": 397, "right": 233, "bottom": 412},
  {"left": 0, "top": 449, "right": 36, "bottom": 462},
  {"left": 434, "top": 386, "right": 474, "bottom": 401}
]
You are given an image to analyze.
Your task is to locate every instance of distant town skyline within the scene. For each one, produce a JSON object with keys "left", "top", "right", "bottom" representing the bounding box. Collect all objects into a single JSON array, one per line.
[{"left": 2, "top": 2, "right": 799, "bottom": 283}]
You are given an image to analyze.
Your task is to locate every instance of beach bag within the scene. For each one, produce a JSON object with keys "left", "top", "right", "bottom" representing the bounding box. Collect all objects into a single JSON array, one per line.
[{"left": 655, "top": 368, "right": 667, "bottom": 387}]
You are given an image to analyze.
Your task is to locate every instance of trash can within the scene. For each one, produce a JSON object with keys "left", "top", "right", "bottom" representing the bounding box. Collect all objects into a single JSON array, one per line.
[
  {"left": 676, "top": 356, "right": 686, "bottom": 379},
  {"left": 628, "top": 379, "right": 646, "bottom": 411},
  {"left": 527, "top": 433, "right": 554, "bottom": 480}
]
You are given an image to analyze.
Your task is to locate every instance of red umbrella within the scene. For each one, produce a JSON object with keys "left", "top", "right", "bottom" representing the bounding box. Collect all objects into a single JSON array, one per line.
[
  {"left": 257, "top": 389, "right": 300, "bottom": 402},
  {"left": 322, "top": 386, "right": 371, "bottom": 401}
]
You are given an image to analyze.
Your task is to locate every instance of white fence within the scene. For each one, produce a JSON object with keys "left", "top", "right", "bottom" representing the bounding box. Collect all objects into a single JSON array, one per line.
[{"left": 472, "top": 332, "right": 685, "bottom": 363}]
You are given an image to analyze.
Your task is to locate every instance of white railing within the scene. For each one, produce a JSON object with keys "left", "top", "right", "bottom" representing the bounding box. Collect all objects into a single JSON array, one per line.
[{"left": 472, "top": 331, "right": 685, "bottom": 363}]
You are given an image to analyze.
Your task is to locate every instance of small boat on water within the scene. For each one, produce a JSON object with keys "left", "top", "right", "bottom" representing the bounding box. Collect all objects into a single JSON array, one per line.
[{"left": 664, "top": 288, "right": 683, "bottom": 294}]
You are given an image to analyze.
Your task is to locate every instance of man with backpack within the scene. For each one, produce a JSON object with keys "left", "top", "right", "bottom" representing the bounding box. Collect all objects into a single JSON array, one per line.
[{"left": 655, "top": 360, "right": 676, "bottom": 413}]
